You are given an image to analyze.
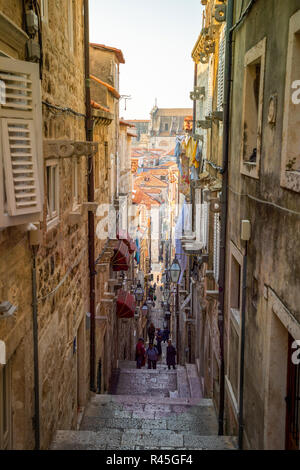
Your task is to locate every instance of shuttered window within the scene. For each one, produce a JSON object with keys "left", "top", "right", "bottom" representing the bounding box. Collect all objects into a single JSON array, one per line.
[
  {"left": 213, "top": 213, "right": 221, "bottom": 283},
  {"left": 197, "top": 202, "right": 209, "bottom": 250},
  {"left": 46, "top": 160, "right": 59, "bottom": 227},
  {"left": 0, "top": 56, "right": 43, "bottom": 228},
  {"left": 2, "top": 119, "right": 41, "bottom": 216},
  {"left": 217, "top": 26, "right": 226, "bottom": 112},
  {"left": 205, "top": 57, "right": 214, "bottom": 117}
]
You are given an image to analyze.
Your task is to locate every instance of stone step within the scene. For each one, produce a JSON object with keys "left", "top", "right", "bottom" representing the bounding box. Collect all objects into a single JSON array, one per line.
[
  {"left": 115, "top": 369, "right": 177, "bottom": 397},
  {"left": 177, "top": 366, "right": 191, "bottom": 399},
  {"left": 90, "top": 393, "right": 213, "bottom": 407},
  {"left": 80, "top": 409, "right": 218, "bottom": 435},
  {"left": 185, "top": 363, "right": 203, "bottom": 399},
  {"left": 50, "top": 430, "right": 237, "bottom": 450},
  {"left": 118, "top": 360, "right": 184, "bottom": 371}
]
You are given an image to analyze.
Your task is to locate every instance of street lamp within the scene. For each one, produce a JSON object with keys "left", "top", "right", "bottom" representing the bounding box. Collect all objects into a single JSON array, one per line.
[
  {"left": 170, "top": 256, "right": 181, "bottom": 284},
  {"left": 134, "top": 280, "right": 144, "bottom": 302},
  {"left": 163, "top": 286, "right": 170, "bottom": 302},
  {"left": 170, "top": 257, "right": 181, "bottom": 283}
]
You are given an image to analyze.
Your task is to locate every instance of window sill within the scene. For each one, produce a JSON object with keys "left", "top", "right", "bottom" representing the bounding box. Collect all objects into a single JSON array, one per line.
[
  {"left": 68, "top": 203, "right": 83, "bottom": 223},
  {"left": 281, "top": 170, "right": 300, "bottom": 193},
  {"left": 241, "top": 160, "right": 259, "bottom": 179},
  {"left": 47, "top": 216, "right": 60, "bottom": 232},
  {"left": 230, "top": 307, "right": 241, "bottom": 333}
]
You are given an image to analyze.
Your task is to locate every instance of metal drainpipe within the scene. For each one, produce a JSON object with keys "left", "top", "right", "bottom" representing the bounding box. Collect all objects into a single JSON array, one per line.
[
  {"left": 31, "top": 246, "right": 40, "bottom": 450},
  {"left": 218, "top": 0, "right": 234, "bottom": 436},
  {"left": 84, "top": 0, "right": 96, "bottom": 392},
  {"left": 238, "top": 242, "right": 248, "bottom": 449}
]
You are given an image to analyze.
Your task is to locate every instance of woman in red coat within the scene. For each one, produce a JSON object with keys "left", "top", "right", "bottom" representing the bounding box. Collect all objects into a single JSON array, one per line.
[{"left": 135, "top": 338, "right": 145, "bottom": 369}]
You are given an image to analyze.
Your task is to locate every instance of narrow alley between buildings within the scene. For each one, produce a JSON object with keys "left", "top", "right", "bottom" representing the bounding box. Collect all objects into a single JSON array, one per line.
[
  {"left": 51, "top": 287, "right": 237, "bottom": 451},
  {"left": 0, "top": 0, "right": 300, "bottom": 454}
]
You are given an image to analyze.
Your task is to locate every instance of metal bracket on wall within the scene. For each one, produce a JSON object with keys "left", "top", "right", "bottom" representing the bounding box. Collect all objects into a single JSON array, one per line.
[
  {"left": 190, "top": 86, "right": 206, "bottom": 101},
  {"left": 197, "top": 120, "right": 212, "bottom": 129},
  {"left": 214, "top": 4, "right": 227, "bottom": 23}
]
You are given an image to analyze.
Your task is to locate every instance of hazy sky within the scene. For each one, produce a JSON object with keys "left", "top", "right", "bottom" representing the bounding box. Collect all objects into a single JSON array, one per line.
[{"left": 89, "top": 0, "right": 204, "bottom": 120}]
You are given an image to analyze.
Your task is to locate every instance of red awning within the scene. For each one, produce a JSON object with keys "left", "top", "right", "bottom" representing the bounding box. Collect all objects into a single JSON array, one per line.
[
  {"left": 117, "top": 229, "right": 136, "bottom": 254},
  {"left": 116, "top": 290, "right": 136, "bottom": 319},
  {"left": 112, "top": 240, "right": 130, "bottom": 271}
]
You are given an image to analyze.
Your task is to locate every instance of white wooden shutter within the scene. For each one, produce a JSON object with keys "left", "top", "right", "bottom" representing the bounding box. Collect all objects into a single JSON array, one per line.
[
  {"left": 205, "top": 57, "right": 213, "bottom": 117},
  {"left": 2, "top": 118, "right": 41, "bottom": 215},
  {"left": 213, "top": 213, "right": 221, "bottom": 283},
  {"left": 217, "top": 26, "right": 226, "bottom": 111},
  {"left": 198, "top": 202, "right": 209, "bottom": 250},
  {"left": 0, "top": 56, "right": 43, "bottom": 226}
]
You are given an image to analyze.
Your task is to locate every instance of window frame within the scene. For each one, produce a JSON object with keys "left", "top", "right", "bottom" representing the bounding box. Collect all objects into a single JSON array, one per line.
[
  {"left": 280, "top": 9, "right": 300, "bottom": 193},
  {"left": 0, "top": 57, "right": 43, "bottom": 229},
  {"left": 225, "top": 241, "right": 244, "bottom": 413},
  {"left": 71, "top": 156, "right": 80, "bottom": 209},
  {"left": 240, "top": 37, "right": 266, "bottom": 180},
  {"left": 41, "top": 0, "right": 49, "bottom": 24},
  {"left": 46, "top": 158, "right": 59, "bottom": 230}
]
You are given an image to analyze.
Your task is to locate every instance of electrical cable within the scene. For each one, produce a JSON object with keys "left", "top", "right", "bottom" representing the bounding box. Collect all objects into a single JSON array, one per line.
[
  {"left": 42, "top": 100, "right": 86, "bottom": 118},
  {"left": 228, "top": 185, "right": 300, "bottom": 216},
  {"left": 37, "top": 247, "right": 87, "bottom": 303}
]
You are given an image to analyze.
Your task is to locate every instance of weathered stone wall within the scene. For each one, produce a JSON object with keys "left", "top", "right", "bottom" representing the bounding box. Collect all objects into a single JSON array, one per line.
[
  {"left": 225, "top": 0, "right": 300, "bottom": 449},
  {"left": 37, "top": 0, "right": 90, "bottom": 449},
  {"left": 0, "top": 0, "right": 92, "bottom": 450},
  {"left": 0, "top": 0, "right": 23, "bottom": 28}
]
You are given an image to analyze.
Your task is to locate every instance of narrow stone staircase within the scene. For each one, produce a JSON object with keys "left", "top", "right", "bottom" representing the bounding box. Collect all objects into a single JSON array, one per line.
[{"left": 50, "top": 360, "right": 237, "bottom": 450}]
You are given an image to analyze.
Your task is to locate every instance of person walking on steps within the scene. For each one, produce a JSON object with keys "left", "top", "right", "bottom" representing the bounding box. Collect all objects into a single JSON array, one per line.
[
  {"left": 156, "top": 328, "right": 163, "bottom": 357},
  {"left": 162, "top": 327, "right": 170, "bottom": 343},
  {"left": 166, "top": 340, "right": 176, "bottom": 370},
  {"left": 135, "top": 338, "right": 145, "bottom": 369},
  {"left": 146, "top": 343, "right": 158, "bottom": 369},
  {"left": 147, "top": 322, "right": 155, "bottom": 344}
]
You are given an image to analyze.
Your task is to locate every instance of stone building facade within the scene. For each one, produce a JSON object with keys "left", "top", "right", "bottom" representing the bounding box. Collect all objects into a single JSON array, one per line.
[
  {"left": 188, "top": 0, "right": 300, "bottom": 451},
  {"left": 223, "top": 0, "right": 300, "bottom": 450},
  {"left": 0, "top": 0, "right": 93, "bottom": 450},
  {"left": 0, "top": 0, "right": 137, "bottom": 451}
]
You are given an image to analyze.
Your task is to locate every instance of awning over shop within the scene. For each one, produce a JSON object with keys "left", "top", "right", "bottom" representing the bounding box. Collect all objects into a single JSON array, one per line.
[
  {"left": 116, "top": 290, "right": 136, "bottom": 319},
  {"left": 111, "top": 240, "right": 130, "bottom": 271},
  {"left": 117, "top": 229, "right": 136, "bottom": 254}
]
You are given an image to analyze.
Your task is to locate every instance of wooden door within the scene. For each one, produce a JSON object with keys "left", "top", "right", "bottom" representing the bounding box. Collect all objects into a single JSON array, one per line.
[{"left": 286, "top": 334, "right": 300, "bottom": 450}]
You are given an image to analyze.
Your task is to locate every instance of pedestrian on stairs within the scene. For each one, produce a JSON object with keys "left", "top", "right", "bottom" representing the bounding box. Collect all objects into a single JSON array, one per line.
[
  {"left": 135, "top": 338, "right": 145, "bottom": 369},
  {"left": 147, "top": 322, "right": 155, "bottom": 344},
  {"left": 146, "top": 343, "right": 159, "bottom": 369},
  {"left": 162, "top": 327, "right": 170, "bottom": 343},
  {"left": 166, "top": 340, "right": 176, "bottom": 370},
  {"left": 155, "top": 329, "right": 163, "bottom": 357}
]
